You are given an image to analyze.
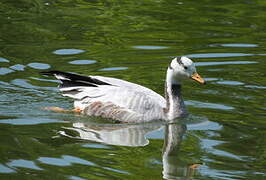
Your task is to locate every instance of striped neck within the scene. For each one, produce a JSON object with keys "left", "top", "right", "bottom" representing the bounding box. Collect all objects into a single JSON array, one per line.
[{"left": 164, "top": 69, "right": 187, "bottom": 120}]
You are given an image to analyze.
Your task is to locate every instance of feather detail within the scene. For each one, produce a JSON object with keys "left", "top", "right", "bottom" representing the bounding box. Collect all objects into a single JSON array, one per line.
[{"left": 40, "top": 71, "right": 112, "bottom": 87}]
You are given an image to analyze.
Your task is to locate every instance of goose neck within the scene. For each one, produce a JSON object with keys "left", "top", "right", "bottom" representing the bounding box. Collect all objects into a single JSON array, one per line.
[{"left": 164, "top": 71, "right": 187, "bottom": 120}]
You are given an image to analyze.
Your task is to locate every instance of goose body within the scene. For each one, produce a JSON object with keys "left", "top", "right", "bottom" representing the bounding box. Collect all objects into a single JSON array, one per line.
[{"left": 42, "top": 56, "right": 205, "bottom": 123}]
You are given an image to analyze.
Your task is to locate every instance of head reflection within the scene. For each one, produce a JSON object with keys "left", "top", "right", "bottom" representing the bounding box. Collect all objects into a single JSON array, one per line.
[{"left": 163, "top": 123, "right": 187, "bottom": 179}]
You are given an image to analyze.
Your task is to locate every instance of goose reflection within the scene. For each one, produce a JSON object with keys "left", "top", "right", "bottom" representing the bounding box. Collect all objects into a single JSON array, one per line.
[
  {"left": 60, "top": 121, "right": 198, "bottom": 179},
  {"left": 60, "top": 121, "right": 163, "bottom": 147}
]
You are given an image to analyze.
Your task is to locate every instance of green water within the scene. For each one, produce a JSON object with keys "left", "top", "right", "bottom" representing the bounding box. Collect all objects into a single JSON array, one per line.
[{"left": 0, "top": 0, "right": 266, "bottom": 179}]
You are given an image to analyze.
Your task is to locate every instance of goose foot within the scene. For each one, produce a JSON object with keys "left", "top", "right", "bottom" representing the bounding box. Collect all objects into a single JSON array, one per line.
[
  {"left": 73, "top": 107, "right": 82, "bottom": 113},
  {"left": 43, "top": 107, "right": 82, "bottom": 113},
  {"left": 43, "top": 107, "right": 66, "bottom": 112},
  {"left": 188, "top": 163, "right": 201, "bottom": 169}
]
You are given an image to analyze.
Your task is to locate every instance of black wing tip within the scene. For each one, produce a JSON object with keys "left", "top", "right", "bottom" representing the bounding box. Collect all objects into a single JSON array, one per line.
[{"left": 40, "top": 70, "right": 112, "bottom": 86}]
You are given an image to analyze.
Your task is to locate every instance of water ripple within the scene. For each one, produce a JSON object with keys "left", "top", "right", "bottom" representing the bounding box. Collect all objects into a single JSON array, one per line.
[
  {"left": 62, "top": 155, "right": 95, "bottom": 166},
  {"left": 201, "top": 139, "right": 244, "bottom": 161},
  {"left": 186, "top": 100, "right": 234, "bottom": 110},
  {"left": 0, "top": 164, "right": 15, "bottom": 173},
  {"left": 210, "top": 43, "right": 258, "bottom": 48},
  {"left": 7, "top": 159, "right": 42, "bottom": 170},
  {"left": 245, "top": 85, "right": 266, "bottom": 89},
  {"left": 11, "top": 79, "right": 55, "bottom": 91},
  {"left": 82, "top": 143, "right": 111, "bottom": 149},
  {"left": 204, "top": 78, "right": 219, "bottom": 81},
  {"left": 10, "top": 64, "right": 25, "bottom": 71},
  {"left": 0, "top": 57, "right": 9, "bottom": 63},
  {"left": 69, "top": 60, "right": 96, "bottom": 65},
  {"left": 132, "top": 45, "right": 168, "bottom": 50},
  {"left": 187, "top": 53, "right": 253, "bottom": 58},
  {"left": 53, "top": 49, "right": 85, "bottom": 55},
  {"left": 0, "top": 118, "right": 65, "bottom": 125},
  {"left": 0, "top": 68, "right": 14, "bottom": 75},
  {"left": 27, "top": 63, "right": 51, "bottom": 70},
  {"left": 188, "top": 120, "right": 222, "bottom": 131},
  {"left": 195, "top": 61, "right": 257, "bottom": 66},
  {"left": 98, "top": 67, "right": 128, "bottom": 71},
  {"left": 38, "top": 155, "right": 95, "bottom": 167},
  {"left": 38, "top": 157, "right": 71, "bottom": 166},
  {"left": 216, "top": 81, "right": 245, "bottom": 86},
  {"left": 103, "top": 166, "right": 130, "bottom": 175},
  {"left": 69, "top": 176, "right": 87, "bottom": 180}
]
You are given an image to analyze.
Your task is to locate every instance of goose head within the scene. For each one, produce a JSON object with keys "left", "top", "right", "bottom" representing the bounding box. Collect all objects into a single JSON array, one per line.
[{"left": 168, "top": 56, "right": 205, "bottom": 84}]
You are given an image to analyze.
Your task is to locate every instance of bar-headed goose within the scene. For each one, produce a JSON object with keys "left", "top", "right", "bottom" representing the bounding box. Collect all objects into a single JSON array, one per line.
[{"left": 42, "top": 56, "right": 205, "bottom": 123}]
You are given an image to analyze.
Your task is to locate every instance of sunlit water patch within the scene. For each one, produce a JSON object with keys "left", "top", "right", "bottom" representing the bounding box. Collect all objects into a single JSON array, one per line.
[
  {"left": 0, "top": 57, "right": 9, "bottom": 63},
  {"left": 69, "top": 176, "right": 87, "bottom": 180},
  {"left": 132, "top": 45, "right": 168, "bottom": 50},
  {"left": 38, "top": 157, "right": 70, "bottom": 167},
  {"left": 145, "top": 126, "right": 164, "bottom": 139},
  {"left": 0, "top": 118, "right": 65, "bottom": 125},
  {"left": 195, "top": 61, "right": 257, "bottom": 66},
  {"left": 53, "top": 49, "right": 85, "bottom": 55},
  {"left": 9, "top": 64, "right": 25, "bottom": 71},
  {"left": 0, "top": 164, "right": 15, "bottom": 173},
  {"left": 186, "top": 115, "right": 222, "bottom": 131},
  {"left": 216, "top": 80, "right": 245, "bottom": 86},
  {"left": 186, "top": 100, "right": 234, "bottom": 110},
  {"left": 187, "top": 53, "right": 254, "bottom": 58},
  {"left": 27, "top": 63, "right": 51, "bottom": 70},
  {"left": 30, "top": 77, "right": 60, "bottom": 83},
  {"left": 98, "top": 67, "right": 128, "bottom": 71},
  {"left": 0, "top": 68, "right": 14, "bottom": 75},
  {"left": 201, "top": 139, "right": 244, "bottom": 161},
  {"left": 82, "top": 143, "right": 111, "bottom": 149},
  {"left": 245, "top": 85, "right": 266, "bottom": 89},
  {"left": 68, "top": 60, "right": 97, "bottom": 65},
  {"left": 11, "top": 79, "right": 53, "bottom": 90},
  {"left": 204, "top": 78, "right": 219, "bottom": 82},
  {"left": 7, "top": 159, "right": 43, "bottom": 170},
  {"left": 102, "top": 166, "right": 130, "bottom": 175},
  {"left": 62, "top": 155, "right": 95, "bottom": 166},
  {"left": 210, "top": 43, "right": 258, "bottom": 48},
  {"left": 38, "top": 155, "right": 95, "bottom": 167}
]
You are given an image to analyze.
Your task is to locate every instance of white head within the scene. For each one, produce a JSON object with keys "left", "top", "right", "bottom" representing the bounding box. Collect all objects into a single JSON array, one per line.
[{"left": 167, "top": 56, "right": 205, "bottom": 84}]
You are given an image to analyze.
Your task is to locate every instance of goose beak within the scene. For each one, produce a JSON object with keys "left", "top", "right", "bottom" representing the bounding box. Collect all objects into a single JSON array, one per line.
[{"left": 191, "top": 73, "right": 205, "bottom": 84}]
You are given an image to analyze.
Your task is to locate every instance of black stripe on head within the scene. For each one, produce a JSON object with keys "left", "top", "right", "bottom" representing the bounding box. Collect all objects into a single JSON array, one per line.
[{"left": 176, "top": 56, "right": 184, "bottom": 67}]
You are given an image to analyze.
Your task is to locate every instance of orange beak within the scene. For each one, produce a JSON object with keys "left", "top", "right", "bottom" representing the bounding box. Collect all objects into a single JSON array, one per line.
[{"left": 191, "top": 73, "right": 205, "bottom": 84}]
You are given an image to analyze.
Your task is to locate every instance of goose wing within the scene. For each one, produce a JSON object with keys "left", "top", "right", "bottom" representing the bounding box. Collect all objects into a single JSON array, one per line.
[{"left": 41, "top": 71, "right": 166, "bottom": 115}]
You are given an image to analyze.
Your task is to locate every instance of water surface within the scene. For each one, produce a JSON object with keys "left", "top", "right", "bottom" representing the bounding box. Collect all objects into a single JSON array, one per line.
[{"left": 0, "top": 0, "right": 266, "bottom": 179}]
